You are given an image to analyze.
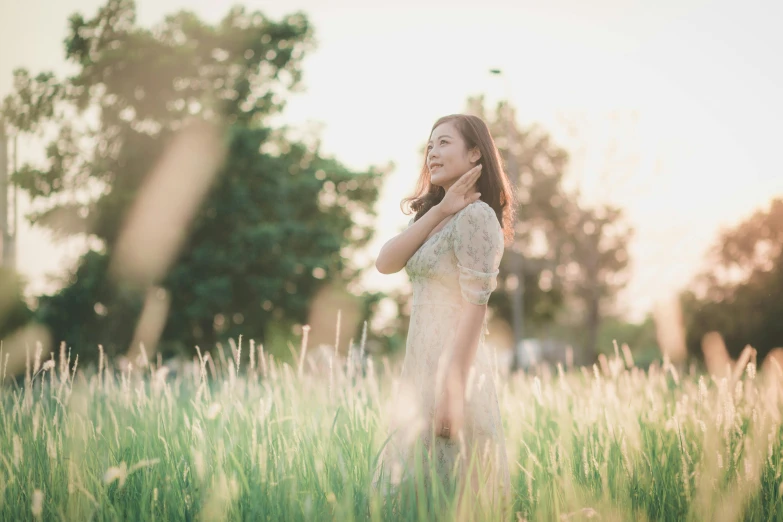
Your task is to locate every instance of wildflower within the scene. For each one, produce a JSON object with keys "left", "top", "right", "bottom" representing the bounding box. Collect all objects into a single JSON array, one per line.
[
  {"left": 192, "top": 447, "right": 206, "bottom": 480},
  {"left": 12, "top": 434, "right": 22, "bottom": 469},
  {"left": 103, "top": 462, "right": 128, "bottom": 487},
  {"left": 31, "top": 489, "right": 43, "bottom": 518},
  {"left": 206, "top": 402, "right": 222, "bottom": 420},
  {"left": 582, "top": 446, "right": 589, "bottom": 477},
  {"left": 199, "top": 473, "right": 239, "bottom": 521},
  {"left": 129, "top": 458, "right": 160, "bottom": 473}
]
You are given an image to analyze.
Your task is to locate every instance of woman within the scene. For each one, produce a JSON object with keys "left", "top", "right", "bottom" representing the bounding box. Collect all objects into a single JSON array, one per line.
[{"left": 373, "top": 114, "right": 515, "bottom": 515}]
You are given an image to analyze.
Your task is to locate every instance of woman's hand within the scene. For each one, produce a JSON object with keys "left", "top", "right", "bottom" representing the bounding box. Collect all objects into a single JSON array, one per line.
[
  {"left": 433, "top": 364, "right": 466, "bottom": 440},
  {"left": 436, "top": 164, "right": 482, "bottom": 217}
]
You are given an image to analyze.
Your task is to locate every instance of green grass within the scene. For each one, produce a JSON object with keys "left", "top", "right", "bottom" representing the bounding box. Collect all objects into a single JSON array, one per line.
[{"left": 1, "top": 339, "right": 783, "bottom": 521}]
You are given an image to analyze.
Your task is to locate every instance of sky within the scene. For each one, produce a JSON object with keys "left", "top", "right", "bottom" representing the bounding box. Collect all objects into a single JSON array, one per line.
[{"left": 1, "top": 0, "right": 782, "bottom": 322}]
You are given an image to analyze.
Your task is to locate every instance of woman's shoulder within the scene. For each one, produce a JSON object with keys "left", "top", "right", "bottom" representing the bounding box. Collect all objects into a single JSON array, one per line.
[
  {"left": 454, "top": 201, "right": 504, "bottom": 249},
  {"left": 456, "top": 200, "right": 500, "bottom": 228}
]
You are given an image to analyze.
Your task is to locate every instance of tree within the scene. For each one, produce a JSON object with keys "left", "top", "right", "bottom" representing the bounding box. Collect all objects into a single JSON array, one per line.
[
  {"left": 595, "top": 314, "right": 659, "bottom": 367},
  {"left": 682, "top": 198, "right": 783, "bottom": 362},
  {"left": 465, "top": 97, "right": 571, "bottom": 330},
  {"left": 2, "top": 0, "right": 385, "bottom": 360},
  {"left": 563, "top": 202, "right": 633, "bottom": 365},
  {"left": 0, "top": 268, "right": 33, "bottom": 340},
  {"left": 465, "top": 96, "right": 632, "bottom": 367}
]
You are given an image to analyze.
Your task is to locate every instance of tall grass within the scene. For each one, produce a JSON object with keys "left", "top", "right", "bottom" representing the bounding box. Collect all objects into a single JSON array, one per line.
[{"left": 1, "top": 336, "right": 782, "bottom": 521}]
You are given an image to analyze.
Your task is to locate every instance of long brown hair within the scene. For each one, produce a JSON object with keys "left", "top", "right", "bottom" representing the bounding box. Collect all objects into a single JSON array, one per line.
[{"left": 401, "top": 114, "right": 516, "bottom": 246}]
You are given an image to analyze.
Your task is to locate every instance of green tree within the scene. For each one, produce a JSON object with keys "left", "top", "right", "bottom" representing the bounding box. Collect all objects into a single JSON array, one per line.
[
  {"left": 0, "top": 268, "right": 33, "bottom": 340},
  {"left": 595, "top": 314, "right": 659, "bottom": 366},
  {"left": 563, "top": 202, "right": 633, "bottom": 365},
  {"left": 464, "top": 97, "right": 633, "bottom": 366},
  {"left": 465, "top": 97, "right": 571, "bottom": 331},
  {"left": 683, "top": 198, "right": 783, "bottom": 362},
  {"left": 2, "top": 0, "right": 384, "bottom": 360}
]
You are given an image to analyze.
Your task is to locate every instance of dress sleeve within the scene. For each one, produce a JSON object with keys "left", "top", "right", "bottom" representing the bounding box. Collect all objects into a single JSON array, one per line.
[{"left": 452, "top": 203, "right": 504, "bottom": 305}]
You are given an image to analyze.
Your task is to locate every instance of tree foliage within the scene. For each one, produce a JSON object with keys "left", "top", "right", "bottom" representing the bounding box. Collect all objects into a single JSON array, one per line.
[
  {"left": 466, "top": 96, "right": 572, "bottom": 327},
  {"left": 683, "top": 198, "right": 783, "bottom": 361},
  {"left": 2, "top": 0, "right": 384, "bottom": 359},
  {"left": 0, "top": 268, "right": 33, "bottom": 340},
  {"left": 564, "top": 203, "right": 633, "bottom": 362},
  {"left": 465, "top": 96, "right": 632, "bottom": 363}
]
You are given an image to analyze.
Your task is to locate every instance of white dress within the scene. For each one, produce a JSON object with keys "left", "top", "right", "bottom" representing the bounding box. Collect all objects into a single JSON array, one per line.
[{"left": 373, "top": 200, "right": 511, "bottom": 505}]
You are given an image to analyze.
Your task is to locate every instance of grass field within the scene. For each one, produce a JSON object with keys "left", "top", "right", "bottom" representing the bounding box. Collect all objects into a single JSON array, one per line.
[{"left": 1, "top": 338, "right": 782, "bottom": 521}]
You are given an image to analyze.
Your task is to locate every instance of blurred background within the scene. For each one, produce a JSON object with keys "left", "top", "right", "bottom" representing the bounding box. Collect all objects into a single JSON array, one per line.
[{"left": 1, "top": 0, "right": 781, "bottom": 377}]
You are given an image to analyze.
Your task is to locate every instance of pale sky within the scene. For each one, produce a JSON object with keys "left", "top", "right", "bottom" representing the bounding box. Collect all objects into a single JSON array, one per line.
[{"left": 1, "top": 0, "right": 782, "bottom": 322}]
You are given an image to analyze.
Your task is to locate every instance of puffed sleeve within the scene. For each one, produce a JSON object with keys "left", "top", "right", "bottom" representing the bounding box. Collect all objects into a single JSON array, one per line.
[{"left": 452, "top": 202, "right": 504, "bottom": 305}]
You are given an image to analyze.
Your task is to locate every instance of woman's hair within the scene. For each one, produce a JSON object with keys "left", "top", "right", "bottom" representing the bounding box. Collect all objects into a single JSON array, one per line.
[{"left": 401, "top": 114, "right": 516, "bottom": 246}]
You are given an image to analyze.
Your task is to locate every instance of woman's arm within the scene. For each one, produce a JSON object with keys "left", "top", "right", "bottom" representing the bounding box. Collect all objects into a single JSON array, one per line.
[
  {"left": 374, "top": 204, "right": 448, "bottom": 274},
  {"left": 434, "top": 301, "right": 486, "bottom": 441},
  {"left": 447, "top": 201, "right": 504, "bottom": 377},
  {"left": 375, "top": 164, "right": 484, "bottom": 275},
  {"left": 447, "top": 303, "right": 488, "bottom": 380},
  {"left": 434, "top": 201, "right": 504, "bottom": 439}
]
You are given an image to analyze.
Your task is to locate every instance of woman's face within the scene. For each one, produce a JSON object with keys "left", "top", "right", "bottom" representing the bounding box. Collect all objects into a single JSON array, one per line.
[{"left": 426, "top": 121, "right": 480, "bottom": 192}]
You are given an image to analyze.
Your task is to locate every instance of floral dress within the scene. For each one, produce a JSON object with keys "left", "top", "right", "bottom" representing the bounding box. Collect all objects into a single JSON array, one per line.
[{"left": 372, "top": 200, "right": 511, "bottom": 506}]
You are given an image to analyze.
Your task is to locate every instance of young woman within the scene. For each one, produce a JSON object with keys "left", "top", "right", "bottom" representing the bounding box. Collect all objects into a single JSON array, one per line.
[{"left": 373, "top": 114, "right": 516, "bottom": 514}]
